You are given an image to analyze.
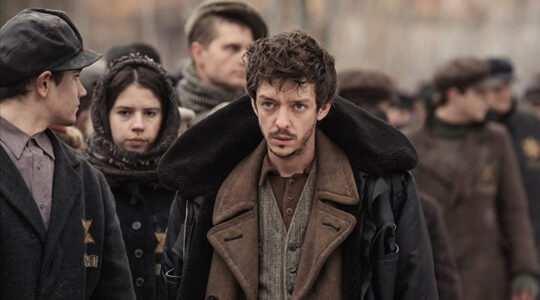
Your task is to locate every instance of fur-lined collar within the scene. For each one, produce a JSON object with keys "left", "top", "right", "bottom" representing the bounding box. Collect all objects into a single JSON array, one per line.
[{"left": 158, "top": 95, "right": 417, "bottom": 196}]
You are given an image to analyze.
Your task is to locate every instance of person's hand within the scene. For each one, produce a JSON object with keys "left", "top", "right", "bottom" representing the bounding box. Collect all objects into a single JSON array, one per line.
[{"left": 511, "top": 273, "right": 538, "bottom": 300}]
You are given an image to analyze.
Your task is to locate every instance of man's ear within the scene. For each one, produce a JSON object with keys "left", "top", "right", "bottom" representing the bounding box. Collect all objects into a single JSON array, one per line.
[
  {"left": 190, "top": 42, "right": 204, "bottom": 66},
  {"left": 251, "top": 98, "right": 258, "bottom": 116},
  {"left": 316, "top": 100, "right": 332, "bottom": 121},
  {"left": 34, "top": 71, "right": 53, "bottom": 98},
  {"left": 447, "top": 87, "right": 460, "bottom": 103}
]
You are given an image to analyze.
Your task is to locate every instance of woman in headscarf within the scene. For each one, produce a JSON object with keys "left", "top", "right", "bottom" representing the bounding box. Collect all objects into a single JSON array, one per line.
[{"left": 85, "top": 53, "right": 180, "bottom": 300}]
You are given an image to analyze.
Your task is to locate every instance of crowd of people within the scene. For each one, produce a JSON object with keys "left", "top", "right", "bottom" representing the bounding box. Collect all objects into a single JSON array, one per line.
[{"left": 1, "top": 1, "right": 539, "bottom": 300}]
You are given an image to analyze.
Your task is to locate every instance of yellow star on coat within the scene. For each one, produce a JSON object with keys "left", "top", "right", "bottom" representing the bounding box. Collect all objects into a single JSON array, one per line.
[{"left": 82, "top": 219, "right": 94, "bottom": 244}]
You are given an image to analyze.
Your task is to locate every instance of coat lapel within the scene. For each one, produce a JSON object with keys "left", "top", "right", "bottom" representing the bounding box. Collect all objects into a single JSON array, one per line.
[
  {"left": 207, "top": 142, "right": 266, "bottom": 299},
  {"left": 0, "top": 147, "right": 47, "bottom": 241},
  {"left": 292, "top": 131, "right": 359, "bottom": 299},
  {"left": 42, "top": 133, "right": 82, "bottom": 275}
]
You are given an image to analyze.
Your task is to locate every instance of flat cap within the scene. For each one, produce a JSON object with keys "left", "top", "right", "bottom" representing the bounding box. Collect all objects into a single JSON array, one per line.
[
  {"left": 0, "top": 8, "right": 101, "bottom": 86},
  {"left": 185, "top": 0, "right": 267, "bottom": 43},
  {"left": 337, "top": 69, "right": 398, "bottom": 106}
]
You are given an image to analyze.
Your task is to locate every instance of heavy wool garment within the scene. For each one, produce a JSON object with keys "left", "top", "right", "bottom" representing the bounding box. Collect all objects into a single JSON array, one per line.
[
  {"left": 177, "top": 62, "right": 245, "bottom": 124},
  {"left": 0, "top": 130, "right": 135, "bottom": 299},
  {"left": 85, "top": 54, "right": 180, "bottom": 300},
  {"left": 159, "top": 95, "right": 438, "bottom": 300},
  {"left": 409, "top": 121, "right": 539, "bottom": 300}
]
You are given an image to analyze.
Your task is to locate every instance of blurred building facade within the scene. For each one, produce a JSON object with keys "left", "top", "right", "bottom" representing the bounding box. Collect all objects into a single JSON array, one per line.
[{"left": 1, "top": 0, "right": 539, "bottom": 92}]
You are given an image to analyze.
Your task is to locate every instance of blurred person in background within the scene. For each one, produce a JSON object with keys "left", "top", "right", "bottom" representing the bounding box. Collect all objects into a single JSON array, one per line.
[
  {"left": 75, "top": 60, "right": 106, "bottom": 139},
  {"left": 523, "top": 73, "right": 540, "bottom": 118},
  {"left": 485, "top": 58, "right": 540, "bottom": 270},
  {"left": 177, "top": 0, "right": 268, "bottom": 123},
  {"left": 408, "top": 57, "right": 539, "bottom": 300},
  {"left": 387, "top": 92, "right": 415, "bottom": 129},
  {"left": 0, "top": 8, "right": 135, "bottom": 299},
  {"left": 85, "top": 54, "right": 180, "bottom": 300},
  {"left": 337, "top": 69, "right": 397, "bottom": 121},
  {"left": 338, "top": 68, "right": 461, "bottom": 300}
]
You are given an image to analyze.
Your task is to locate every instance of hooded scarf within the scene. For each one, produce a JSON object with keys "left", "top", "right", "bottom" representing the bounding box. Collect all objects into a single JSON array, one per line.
[
  {"left": 85, "top": 54, "right": 180, "bottom": 187},
  {"left": 177, "top": 62, "right": 245, "bottom": 123}
]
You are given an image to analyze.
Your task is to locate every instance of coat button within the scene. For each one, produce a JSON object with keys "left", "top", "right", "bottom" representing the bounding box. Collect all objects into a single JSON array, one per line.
[
  {"left": 287, "top": 178, "right": 295, "bottom": 184},
  {"left": 288, "top": 244, "right": 296, "bottom": 251},
  {"left": 132, "top": 221, "right": 142, "bottom": 230},
  {"left": 207, "top": 295, "right": 218, "bottom": 300},
  {"left": 135, "top": 277, "right": 145, "bottom": 287},
  {"left": 289, "top": 266, "right": 297, "bottom": 273},
  {"left": 285, "top": 208, "right": 294, "bottom": 216},
  {"left": 130, "top": 197, "right": 138, "bottom": 205},
  {"left": 287, "top": 194, "right": 293, "bottom": 200},
  {"left": 134, "top": 249, "right": 144, "bottom": 258},
  {"left": 30, "top": 233, "right": 36, "bottom": 239}
]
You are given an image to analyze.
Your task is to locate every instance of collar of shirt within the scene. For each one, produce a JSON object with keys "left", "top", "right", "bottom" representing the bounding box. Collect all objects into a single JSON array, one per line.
[
  {"left": 0, "top": 116, "right": 54, "bottom": 160},
  {"left": 258, "top": 153, "right": 312, "bottom": 186}
]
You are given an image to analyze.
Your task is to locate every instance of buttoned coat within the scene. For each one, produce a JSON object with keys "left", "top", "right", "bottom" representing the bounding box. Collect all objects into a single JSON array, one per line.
[
  {"left": 0, "top": 130, "right": 135, "bottom": 300},
  {"left": 159, "top": 96, "right": 438, "bottom": 300},
  {"left": 409, "top": 122, "right": 539, "bottom": 300}
]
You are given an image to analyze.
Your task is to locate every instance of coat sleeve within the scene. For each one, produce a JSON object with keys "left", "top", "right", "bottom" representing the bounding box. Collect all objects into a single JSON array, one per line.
[
  {"left": 90, "top": 171, "right": 136, "bottom": 300},
  {"left": 161, "top": 192, "right": 187, "bottom": 299},
  {"left": 394, "top": 174, "right": 439, "bottom": 300},
  {"left": 496, "top": 128, "right": 539, "bottom": 276}
]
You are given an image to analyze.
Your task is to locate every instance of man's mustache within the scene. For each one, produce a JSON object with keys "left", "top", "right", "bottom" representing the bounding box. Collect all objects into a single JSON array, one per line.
[{"left": 269, "top": 129, "right": 296, "bottom": 139}]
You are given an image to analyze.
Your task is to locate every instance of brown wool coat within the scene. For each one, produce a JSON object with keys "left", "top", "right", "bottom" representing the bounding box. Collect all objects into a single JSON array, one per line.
[
  {"left": 409, "top": 122, "right": 539, "bottom": 300},
  {"left": 205, "top": 131, "right": 359, "bottom": 300}
]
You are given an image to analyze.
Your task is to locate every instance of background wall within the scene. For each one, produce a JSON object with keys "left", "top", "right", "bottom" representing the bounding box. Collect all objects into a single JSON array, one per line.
[{"left": 2, "top": 0, "right": 539, "bottom": 93}]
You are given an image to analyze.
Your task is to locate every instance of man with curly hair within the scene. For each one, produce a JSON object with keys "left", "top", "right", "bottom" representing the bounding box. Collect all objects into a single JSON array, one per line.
[{"left": 160, "top": 30, "right": 437, "bottom": 299}]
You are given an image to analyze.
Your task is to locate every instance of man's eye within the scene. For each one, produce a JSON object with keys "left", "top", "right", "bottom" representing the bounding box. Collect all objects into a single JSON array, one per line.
[
  {"left": 118, "top": 111, "right": 131, "bottom": 117},
  {"left": 226, "top": 45, "right": 241, "bottom": 52},
  {"left": 293, "top": 103, "right": 306, "bottom": 111},
  {"left": 262, "top": 102, "right": 274, "bottom": 109},
  {"left": 145, "top": 111, "right": 157, "bottom": 117}
]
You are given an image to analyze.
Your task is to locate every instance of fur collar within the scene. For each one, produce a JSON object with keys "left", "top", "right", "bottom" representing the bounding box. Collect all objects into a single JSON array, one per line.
[{"left": 158, "top": 95, "right": 417, "bottom": 196}]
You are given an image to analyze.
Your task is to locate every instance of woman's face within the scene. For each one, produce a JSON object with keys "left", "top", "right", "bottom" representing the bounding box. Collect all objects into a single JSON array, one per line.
[{"left": 109, "top": 83, "right": 162, "bottom": 153}]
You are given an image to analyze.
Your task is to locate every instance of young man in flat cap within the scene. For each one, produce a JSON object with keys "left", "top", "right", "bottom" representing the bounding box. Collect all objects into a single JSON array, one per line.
[
  {"left": 408, "top": 57, "right": 539, "bottom": 300},
  {"left": 484, "top": 58, "right": 540, "bottom": 268},
  {"left": 0, "top": 8, "right": 135, "bottom": 299},
  {"left": 177, "top": 0, "right": 268, "bottom": 123},
  {"left": 160, "top": 30, "right": 437, "bottom": 300}
]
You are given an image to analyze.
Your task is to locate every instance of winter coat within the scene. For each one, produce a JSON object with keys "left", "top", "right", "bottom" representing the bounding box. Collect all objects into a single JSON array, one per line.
[
  {"left": 0, "top": 130, "right": 135, "bottom": 299},
  {"left": 409, "top": 122, "right": 539, "bottom": 300},
  {"left": 491, "top": 104, "right": 540, "bottom": 258},
  {"left": 158, "top": 95, "right": 438, "bottom": 300},
  {"left": 85, "top": 54, "right": 180, "bottom": 300},
  {"left": 420, "top": 193, "right": 462, "bottom": 300}
]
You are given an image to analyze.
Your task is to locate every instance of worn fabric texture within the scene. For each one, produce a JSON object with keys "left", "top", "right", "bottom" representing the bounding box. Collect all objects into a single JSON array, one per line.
[
  {"left": 177, "top": 62, "right": 245, "bottom": 124},
  {"left": 85, "top": 54, "right": 180, "bottom": 300},
  {"left": 409, "top": 121, "right": 539, "bottom": 300},
  {"left": 0, "top": 130, "right": 135, "bottom": 299},
  {"left": 85, "top": 54, "right": 180, "bottom": 187},
  {"left": 159, "top": 96, "right": 437, "bottom": 300}
]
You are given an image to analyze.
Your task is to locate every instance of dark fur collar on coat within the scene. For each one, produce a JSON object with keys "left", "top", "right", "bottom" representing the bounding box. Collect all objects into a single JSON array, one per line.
[{"left": 158, "top": 95, "right": 417, "bottom": 196}]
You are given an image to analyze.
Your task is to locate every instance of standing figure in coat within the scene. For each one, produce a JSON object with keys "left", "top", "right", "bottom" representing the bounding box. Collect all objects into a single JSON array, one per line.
[
  {"left": 485, "top": 58, "right": 540, "bottom": 265},
  {"left": 0, "top": 8, "right": 135, "bottom": 299},
  {"left": 160, "top": 30, "right": 437, "bottom": 300},
  {"left": 408, "top": 57, "right": 539, "bottom": 300},
  {"left": 177, "top": 0, "right": 268, "bottom": 123},
  {"left": 85, "top": 54, "right": 180, "bottom": 300}
]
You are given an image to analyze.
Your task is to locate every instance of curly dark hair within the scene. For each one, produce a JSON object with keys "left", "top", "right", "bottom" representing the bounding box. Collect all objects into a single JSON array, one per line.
[{"left": 244, "top": 30, "right": 336, "bottom": 108}]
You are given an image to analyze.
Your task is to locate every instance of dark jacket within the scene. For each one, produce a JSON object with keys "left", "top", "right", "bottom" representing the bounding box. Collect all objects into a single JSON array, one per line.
[
  {"left": 490, "top": 104, "right": 540, "bottom": 257},
  {"left": 159, "top": 96, "right": 438, "bottom": 300},
  {"left": 0, "top": 130, "right": 135, "bottom": 300},
  {"left": 409, "top": 122, "right": 539, "bottom": 300},
  {"left": 85, "top": 54, "right": 180, "bottom": 300}
]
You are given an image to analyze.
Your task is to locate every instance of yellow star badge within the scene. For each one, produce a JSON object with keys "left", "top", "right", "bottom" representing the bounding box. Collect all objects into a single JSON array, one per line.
[
  {"left": 523, "top": 137, "right": 540, "bottom": 161},
  {"left": 82, "top": 219, "right": 94, "bottom": 244},
  {"left": 155, "top": 232, "right": 166, "bottom": 254}
]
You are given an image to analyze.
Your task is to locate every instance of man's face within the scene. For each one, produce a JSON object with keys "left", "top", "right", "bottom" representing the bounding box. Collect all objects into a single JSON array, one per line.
[
  {"left": 252, "top": 80, "right": 330, "bottom": 159},
  {"left": 48, "top": 70, "right": 87, "bottom": 125},
  {"left": 455, "top": 86, "right": 489, "bottom": 123},
  {"left": 486, "top": 81, "right": 513, "bottom": 114},
  {"left": 193, "top": 21, "right": 253, "bottom": 90},
  {"left": 109, "top": 83, "right": 163, "bottom": 153}
]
